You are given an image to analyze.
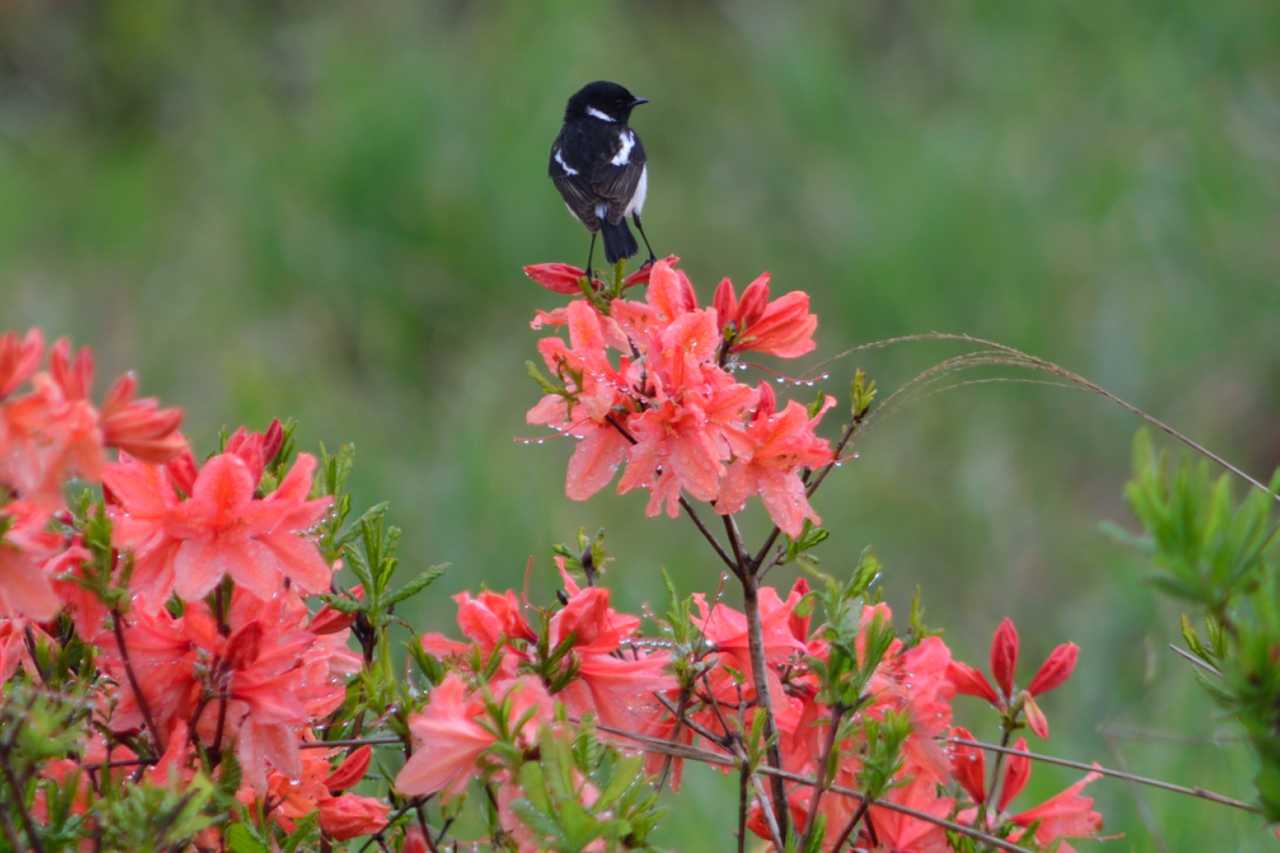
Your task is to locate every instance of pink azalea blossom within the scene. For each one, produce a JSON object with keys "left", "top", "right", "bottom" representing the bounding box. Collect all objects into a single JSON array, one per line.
[
  {"left": 103, "top": 449, "right": 332, "bottom": 606},
  {"left": 396, "top": 674, "right": 498, "bottom": 798},
  {"left": 715, "top": 383, "right": 835, "bottom": 537},
  {"left": 713, "top": 273, "right": 818, "bottom": 359},
  {"left": 551, "top": 567, "right": 674, "bottom": 735}
]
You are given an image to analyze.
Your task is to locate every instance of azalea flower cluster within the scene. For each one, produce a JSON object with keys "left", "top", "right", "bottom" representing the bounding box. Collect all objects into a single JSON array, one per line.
[{"left": 525, "top": 258, "right": 830, "bottom": 537}]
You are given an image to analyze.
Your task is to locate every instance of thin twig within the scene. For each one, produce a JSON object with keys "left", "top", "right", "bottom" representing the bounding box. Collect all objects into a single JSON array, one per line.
[
  {"left": 799, "top": 703, "right": 847, "bottom": 851},
  {"left": 740, "top": 570, "right": 790, "bottom": 840},
  {"left": 0, "top": 744, "right": 43, "bottom": 853},
  {"left": 299, "top": 736, "right": 402, "bottom": 749},
  {"left": 0, "top": 798, "right": 21, "bottom": 853},
  {"left": 111, "top": 608, "right": 164, "bottom": 754},
  {"left": 721, "top": 515, "right": 748, "bottom": 580},
  {"left": 829, "top": 797, "right": 871, "bottom": 851},
  {"left": 946, "top": 735, "right": 1261, "bottom": 814},
  {"left": 984, "top": 726, "right": 1014, "bottom": 825},
  {"left": 750, "top": 773, "right": 786, "bottom": 850},
  {"left": 681, "top": 498, "right": 737, "bottom": 573}
]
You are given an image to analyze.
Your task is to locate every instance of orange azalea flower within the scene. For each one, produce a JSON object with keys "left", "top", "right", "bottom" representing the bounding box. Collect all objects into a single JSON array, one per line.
[
  {"left": 395, "top": 674, "right": 498, "bottom": 798},
  {"left": 103, "top": 449, "right": 332, "bottom": 606},
  {"left": 713, "top": 273, "right": 818, "bottom": 359},
  {"left": 714, "top": 382, "right": 835, "bottom": 537},
  {"left": 550, "top": 566, "right": 673, "bottom": 735}
]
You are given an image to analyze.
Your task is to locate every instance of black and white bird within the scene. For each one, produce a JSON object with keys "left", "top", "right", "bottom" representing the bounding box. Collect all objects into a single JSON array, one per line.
[{"left": 548, "top": 81, "right": 656, "bottom": 279}]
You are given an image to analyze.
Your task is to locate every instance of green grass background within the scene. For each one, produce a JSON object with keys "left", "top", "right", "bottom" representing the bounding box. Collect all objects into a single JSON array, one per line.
[{"left": 3, "top": 1, "right": 1278, "bottom": 847}]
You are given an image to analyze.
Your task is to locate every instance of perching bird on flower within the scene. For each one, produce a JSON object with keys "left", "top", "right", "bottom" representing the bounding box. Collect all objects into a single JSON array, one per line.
[{"left": 549, "top": 81, "right": 656, "bottom": 281}]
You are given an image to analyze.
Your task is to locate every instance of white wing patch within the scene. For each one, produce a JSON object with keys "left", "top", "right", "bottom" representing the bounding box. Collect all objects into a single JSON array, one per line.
[
  {"left": 611, "top": 131, "right": 636, "bottom": 166},
  {"left": 553, "top": 148, "right": 578, "bottom": 176},
  {"left": 624, "top": 164, "right": 648, "bottom": 216},
  {"left": 586, "top": 107, "right": 616, "bottom": 123}
]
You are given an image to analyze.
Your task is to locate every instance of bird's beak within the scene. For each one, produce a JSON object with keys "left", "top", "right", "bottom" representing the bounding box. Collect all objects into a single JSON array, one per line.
[{"left": 631, "top": 97, "right": 650, "bottom": 107}]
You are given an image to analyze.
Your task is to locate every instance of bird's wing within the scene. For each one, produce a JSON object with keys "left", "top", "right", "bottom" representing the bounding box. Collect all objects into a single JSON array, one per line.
[
  {"left": 549, "top": 140, "right": 600, "bottom": 228},
  {"left": 590, "top": 131, "right": 647, "bottom": 224}
]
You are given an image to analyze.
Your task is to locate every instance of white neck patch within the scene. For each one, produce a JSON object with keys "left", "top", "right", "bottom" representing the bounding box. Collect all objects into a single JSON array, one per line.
[
  {"left": 586, "top": 107, "right": 616, "bottom": 123},
  {"left": 610, "top": 131, "right": 636, "bottom": 166}
]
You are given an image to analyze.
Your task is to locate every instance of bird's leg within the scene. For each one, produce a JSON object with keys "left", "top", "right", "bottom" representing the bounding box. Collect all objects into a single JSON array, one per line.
[
  {"left": 584, "top": 230, "right": 599, "bottom": 286},
  {"left": 633, "top": 213, "right": 657, "bottom": 264}
]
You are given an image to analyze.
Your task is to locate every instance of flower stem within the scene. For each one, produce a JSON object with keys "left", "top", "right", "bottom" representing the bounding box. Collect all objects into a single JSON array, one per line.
[
  {"left": 0, "top": 732, "right": 43, "bottom": 853},
  {"left": 984, "top": 724, "right": 1014, "bottom": 823},
  {"left": 111, "top": 608, "right": 165, "bottom": 754},
  {"left": 741, "top": 570, "right": 790, "bottom": 841},
  {"left": 829, "top": 797, "right": 871, "bottom": 851},
  {"left": 799, "top": 703, "right": 847, "bottom": 851}
]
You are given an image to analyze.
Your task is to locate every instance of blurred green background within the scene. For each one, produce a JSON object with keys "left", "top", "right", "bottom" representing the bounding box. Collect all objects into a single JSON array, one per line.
[{"left": 3, "top": 1, "right": 1278, "bottom": 847}]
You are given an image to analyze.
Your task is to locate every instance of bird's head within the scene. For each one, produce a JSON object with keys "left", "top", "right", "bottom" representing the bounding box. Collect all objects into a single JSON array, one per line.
[{"left": 565, "top": 81, "right": 648, "bottom": 125}]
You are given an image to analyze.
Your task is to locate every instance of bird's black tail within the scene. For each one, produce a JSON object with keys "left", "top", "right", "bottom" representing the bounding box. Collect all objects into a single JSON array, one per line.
[{"left": 600, "top": 218, "right": 639, "bottom": 264}]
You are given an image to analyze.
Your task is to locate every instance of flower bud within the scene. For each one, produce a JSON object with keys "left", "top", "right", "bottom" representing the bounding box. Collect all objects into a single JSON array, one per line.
[
  {"left": 947, "top": 660, "right": 1000, "bottom": 706},
  {"left": 1028, "top": 642, "right": 1078, "bottom": 697},
  {"left": 524, "top": 262, "right": 593, "bottom": 294},
  {"left": 1022, "top": 692, "right": 1050, "bottom": 739},
  {"left": 989, "top": 618, "right": 1019, "bottom": 698},
  {"left": 403, "top": 828, "right": 430, "bottom": 853},
  {"left": 325, "top": 745, "right": 372, "bottom": 792},
  {"left": 997, "top": 737, "right": 1031, "bottom": 813},
  {"left": 318, "top": 793, "right": 389, "bottom": 840},
  {"left": 950, "top": 726, "right": 986, "bottom": 804}
]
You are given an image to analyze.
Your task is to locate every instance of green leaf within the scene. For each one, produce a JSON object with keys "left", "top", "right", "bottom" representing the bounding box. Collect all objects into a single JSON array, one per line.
[
  {"left": 596, "top": 753, "right": 643, "bottom": 809},
  {"left": 851, "top": 367, "right": 877, "bottom": 417},
  {"left": 526, "top": 360, "right": 564, "bottom": 395},
  {"left": 225, "top": 824, "right": 268, "bottom": 853},
  {"left": 387, "top": 564, "right": 447, "bottom": 607},
  {"left": 509, "top": 797, "right": 563, "bottom": 844},
  {"left": 320, "top": 594, "right": 365, "bottom": 614}
]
